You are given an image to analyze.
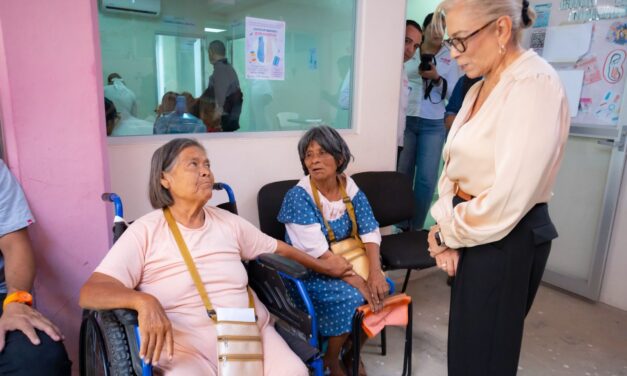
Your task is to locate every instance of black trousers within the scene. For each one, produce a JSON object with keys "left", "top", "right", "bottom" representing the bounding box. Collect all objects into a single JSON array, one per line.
[
  {"left": 0, "top": 294, "right": 72, "bottom": 376},
  {"left": 448, "top": 198, "right": 558, "bottom": 376}
]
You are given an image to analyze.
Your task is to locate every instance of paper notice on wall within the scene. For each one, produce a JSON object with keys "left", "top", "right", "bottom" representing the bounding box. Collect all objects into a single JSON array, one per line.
[
  {"left": 530, "top": 29, "right": 546, "bottom": 55},
  {"left": 557, "top": 70, "right": 584, "bottom": 117},
  {"left": 245, "top": 17, "right": 285, "bottom": 80},
  {"left": 533, "top": 3, "right": 552, "bottom": 28},
  {"left": 542, "top": 23, "right": 593, "bottom": 63}
]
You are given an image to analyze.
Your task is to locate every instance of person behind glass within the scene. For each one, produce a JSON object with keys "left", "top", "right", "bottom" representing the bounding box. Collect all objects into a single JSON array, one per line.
[
  {"left": 156, "top": 91, "right": 178, "bottom": 118},
  {"left": 80, "top": 138, "right": 353, "bottom": 375},
  {"left": 427, "top": 1, "right": 570, "bottom": 374},
  {"left": 202, "top": 40, "right": 243, "bottom": 132},
  {"left": 104, "top": 73, "right": 138, "bottom": 117},
  {"left": 105, "top": 97, "right": 119, "bottom": 136},
  {"left": 443, "top": 74, "right": 482, "bottom": 129},
  {"left": 397, "top": 20, "right": 423, "bottom": 160},
  {"left": 190, "top": 94, "right": 222, "bottom": 132},
  {"left": 154, "top": 96, "right": 206, "bottom": 135},
  {"left": 278, "top": 126, "right": 388, "bottom": 376},
  {"left": 397, "top": 13, "right": 461, "bottom": 231},
  {"left": 0, "top": 159, "right": 71, "bottom": 375}
]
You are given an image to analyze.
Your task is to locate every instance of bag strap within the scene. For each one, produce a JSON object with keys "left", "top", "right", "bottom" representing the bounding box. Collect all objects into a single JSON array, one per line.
[
  {"left": 163, "top": 207, "right": 255, "bottom": 321},
  {"left": 309, "top": 176, "right": 359, "bottom": 242}
]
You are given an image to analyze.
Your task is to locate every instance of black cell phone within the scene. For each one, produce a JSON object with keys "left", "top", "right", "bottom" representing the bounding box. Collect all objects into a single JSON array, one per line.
[{"left": 419, "top": 54, "right": 434, "bottom": 71}]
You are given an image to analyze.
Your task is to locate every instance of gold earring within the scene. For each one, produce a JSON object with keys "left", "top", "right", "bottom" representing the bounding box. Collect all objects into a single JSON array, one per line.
[{"left": 499, "top": 44, "right": 506, "bottom": 55}]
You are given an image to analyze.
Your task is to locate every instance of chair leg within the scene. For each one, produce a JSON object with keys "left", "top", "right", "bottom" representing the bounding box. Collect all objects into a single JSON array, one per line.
[
  {"left": 311, "top": 357, "right": 325, "bottom": 376},
  {"left": 352, "top": 311, "right": 363, "bottom": 376},
  {"left": 402, "top": 301, "right": 413, "bottom": 376},
  {"left": 380, "top": 327, "right": 387, "bottom": 356},
  {"left": 401, "top": 269, "right": 412, "bottom": 293}
]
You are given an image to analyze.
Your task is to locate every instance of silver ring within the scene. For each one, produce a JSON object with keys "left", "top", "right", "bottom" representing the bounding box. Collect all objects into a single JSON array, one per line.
[{"left": 441, "top": 262, "right": 447, "bottom": 268}]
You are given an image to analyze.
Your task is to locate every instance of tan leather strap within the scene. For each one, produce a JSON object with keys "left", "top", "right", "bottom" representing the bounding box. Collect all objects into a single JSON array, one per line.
[
  {"left": 309, "top": 176, "right": 359, "bottom": 243},
  {"left": 453, "top": 183, "right": 474, "bottom": 201},
  {"left": 163, "top": 207, "right": 255, "bottom": 321}
]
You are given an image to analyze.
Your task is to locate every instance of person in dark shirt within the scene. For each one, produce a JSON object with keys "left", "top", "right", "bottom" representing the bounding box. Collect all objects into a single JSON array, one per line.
[
  {"left": 202, "top": 40, "right": 243, "bottom": 132},
  {"left": 444, "top": 74, "right": 482, "bottom": 129}
]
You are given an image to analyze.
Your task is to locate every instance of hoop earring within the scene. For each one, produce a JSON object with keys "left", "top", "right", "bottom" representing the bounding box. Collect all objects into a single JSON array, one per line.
[{"left": 499, "top": 44, "right": 506, "bottom": 55}]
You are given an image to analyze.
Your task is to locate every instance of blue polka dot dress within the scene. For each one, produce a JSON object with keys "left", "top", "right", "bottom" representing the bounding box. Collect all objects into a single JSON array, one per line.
[{"left": 277, "top": 179, "right": 380, "bottom": 336}]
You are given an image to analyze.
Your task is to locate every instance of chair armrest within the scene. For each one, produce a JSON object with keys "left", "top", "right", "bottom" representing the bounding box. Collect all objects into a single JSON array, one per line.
[
  {"left": 112, "top": 308, "right": 138, "bottom": 326},
  {"left": 256, "top": 253, "right": 308, "bottom": 279}
]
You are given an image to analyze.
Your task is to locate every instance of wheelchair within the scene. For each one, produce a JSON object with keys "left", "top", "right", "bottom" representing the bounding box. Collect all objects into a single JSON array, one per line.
[
  {"left": 79, "top": 184, "right": 324, "bottom": 375},
  {"left": 79, "top": 183, "right": 243, "bottom": 376}
]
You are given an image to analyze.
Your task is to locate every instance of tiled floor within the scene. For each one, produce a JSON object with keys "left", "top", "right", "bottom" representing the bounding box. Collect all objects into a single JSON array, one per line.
[{"left": 360, "top": 270, "right": 627, "bottom": 376}]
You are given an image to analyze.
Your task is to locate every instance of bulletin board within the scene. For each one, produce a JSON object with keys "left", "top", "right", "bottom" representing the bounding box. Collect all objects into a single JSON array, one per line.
[
  {"left": 573, "top": 19, "right": 627, "bottom": 125},
  {"left": 526, "top": 1, "right": 627, "bottom": 127}
]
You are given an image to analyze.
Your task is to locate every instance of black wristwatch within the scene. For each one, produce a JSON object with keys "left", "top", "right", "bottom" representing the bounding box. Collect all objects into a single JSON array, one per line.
[{"left": 434, "top": 231, "right": 444, "bottom": 247}]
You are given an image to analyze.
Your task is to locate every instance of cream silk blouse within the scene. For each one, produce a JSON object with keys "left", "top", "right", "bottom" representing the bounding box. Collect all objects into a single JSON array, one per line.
[{"left": 430, "top": 50, "right": 570, "bottom": 249}]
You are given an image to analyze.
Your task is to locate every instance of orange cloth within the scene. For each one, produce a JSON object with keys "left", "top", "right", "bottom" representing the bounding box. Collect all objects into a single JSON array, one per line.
[{"left": 356, "top": 293, "right": 411, "bottom": 338}]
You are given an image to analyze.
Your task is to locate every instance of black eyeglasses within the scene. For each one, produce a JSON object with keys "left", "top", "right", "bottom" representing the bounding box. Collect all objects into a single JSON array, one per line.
[{"left": 444, "top": 19, "right": 496, "bottom": 53}]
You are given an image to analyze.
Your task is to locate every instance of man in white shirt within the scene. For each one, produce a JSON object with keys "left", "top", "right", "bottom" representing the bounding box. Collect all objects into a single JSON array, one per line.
[
  {"left": 398, "top": 13, "right": 461, "bottom": 230},
  {"left": 398, "top": 20, "right": 424, "bottom": 158}
]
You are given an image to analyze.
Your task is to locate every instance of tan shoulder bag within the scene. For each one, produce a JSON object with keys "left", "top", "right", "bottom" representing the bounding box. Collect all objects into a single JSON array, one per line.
[{"left": 310, "top": 177, "right": 371, "bottom": 280}]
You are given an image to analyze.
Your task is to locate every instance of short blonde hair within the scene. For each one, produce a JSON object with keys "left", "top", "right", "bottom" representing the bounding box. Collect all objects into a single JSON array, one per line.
[{"left": 434, "top": 0, "right": 536, "bottom": 43}]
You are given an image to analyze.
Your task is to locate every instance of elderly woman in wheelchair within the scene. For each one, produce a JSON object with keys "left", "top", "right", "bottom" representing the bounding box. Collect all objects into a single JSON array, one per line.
[
  {"left": 79, "top": 138, "right": 353, "bottom": 375},
  {"left": 278, "top": 126, "right": 389, "bottom": 376}
]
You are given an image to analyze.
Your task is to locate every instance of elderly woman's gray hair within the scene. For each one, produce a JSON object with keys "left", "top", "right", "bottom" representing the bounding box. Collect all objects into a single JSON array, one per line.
[
  {"left": 433, "top": 0, "right": 536, "bottom": 43},
  {"left": 298, "top": 125, "right": 353, "bottom": 175},
  {"left": 149, "top": 138, "right": 205, "bottom": 208}
]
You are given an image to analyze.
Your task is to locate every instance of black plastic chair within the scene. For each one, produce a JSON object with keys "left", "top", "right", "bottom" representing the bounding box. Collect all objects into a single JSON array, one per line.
[
  {"left": 351, "top": 171, "right": 435, "bottom": 293},
  {"left": 255, "top": 179, "right": 413, "bottom": 376},
  {"left": 352, "top": 171, "right": 435, "bottom": 362}
]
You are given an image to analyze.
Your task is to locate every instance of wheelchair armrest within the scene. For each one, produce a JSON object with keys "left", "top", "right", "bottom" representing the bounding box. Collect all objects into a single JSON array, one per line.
[
  {"left": 112, "top": 308, "right": 138, "bottom": 326},
  {"left": 256, "top": 253, "right": 309, "bottom": 279}
]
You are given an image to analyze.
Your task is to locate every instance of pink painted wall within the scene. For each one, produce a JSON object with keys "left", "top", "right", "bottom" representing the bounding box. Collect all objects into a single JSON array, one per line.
[{"left": 0, "top": 1, "right": 111, "bottom": 371}]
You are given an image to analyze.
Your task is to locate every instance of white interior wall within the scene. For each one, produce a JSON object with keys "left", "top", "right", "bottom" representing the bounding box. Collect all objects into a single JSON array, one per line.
[
  {"left": 108, "top": 0, "right": 406, "bottom": 226},
  {"left": 601, "top": 168, "right": 627, "bottom": 311},
  {"left": 406, "top": 0, "right": 441, "bottom": 28}
]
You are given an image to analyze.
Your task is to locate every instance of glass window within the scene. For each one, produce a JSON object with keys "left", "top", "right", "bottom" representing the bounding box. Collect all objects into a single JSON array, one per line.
[{"left": 98, "top": 0, "right": 356, "bottom": 136}]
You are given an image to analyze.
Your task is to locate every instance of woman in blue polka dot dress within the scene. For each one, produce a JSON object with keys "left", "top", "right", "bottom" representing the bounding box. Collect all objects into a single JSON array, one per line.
[{"left": 278, "top": 126, "right": 389, "bottom": 376}]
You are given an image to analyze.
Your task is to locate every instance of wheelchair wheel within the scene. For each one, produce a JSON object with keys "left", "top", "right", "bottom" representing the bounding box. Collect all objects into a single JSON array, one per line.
[
  {"left": 80, "top": 310, "right": 135, "bottom": 376},
  {"left": 80, "top": 312, "right": 108, "bottom": 376}
]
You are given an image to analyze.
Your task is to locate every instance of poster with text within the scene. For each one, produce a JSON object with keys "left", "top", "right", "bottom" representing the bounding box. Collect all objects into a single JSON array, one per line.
[
  {"left": 573, "top": 20, "right": 627, "bottom": 126},
  {"left": 245, "top": 17, "right": 285, "bottom": 80}
]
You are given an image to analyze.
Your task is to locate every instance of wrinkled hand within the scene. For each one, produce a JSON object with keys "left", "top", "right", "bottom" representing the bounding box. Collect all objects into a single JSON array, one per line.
[
  {"left": 419, "top": 63, "right": 440, "bottom": 81},
  {"left": 323, "top": 253, "right": 354, "bottom": 278},
  {"left": 136, "top": 294, "right": 174, "bottom": 365},
  {"left": 434, "top": 249, "right": 460, "bottom": 277},
  {"left": 427, "top": 225, "right": 447, "bottom": 257},
  {"left": 343, "top": 275, "right": 381, "bottom": 313},
  {"left": 367, "top": 270, "right": 389, "bottom": 313},
  {"left": 0, "top": 303, "right": 64, "bottom": 352}
]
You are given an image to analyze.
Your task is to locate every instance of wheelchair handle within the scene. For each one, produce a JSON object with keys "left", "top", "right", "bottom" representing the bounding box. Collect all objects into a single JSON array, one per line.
[
  {"left": 212, "top": 183, "right": 236, "bottom": 205},
  {"left": 101, "top": 192, "right": 123, "bottom": 219}
]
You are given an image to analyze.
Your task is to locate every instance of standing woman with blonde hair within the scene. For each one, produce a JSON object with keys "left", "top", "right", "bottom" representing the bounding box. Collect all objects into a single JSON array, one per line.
[{"left": 425, "top": 0, "right": 570, "bottom": 375}]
